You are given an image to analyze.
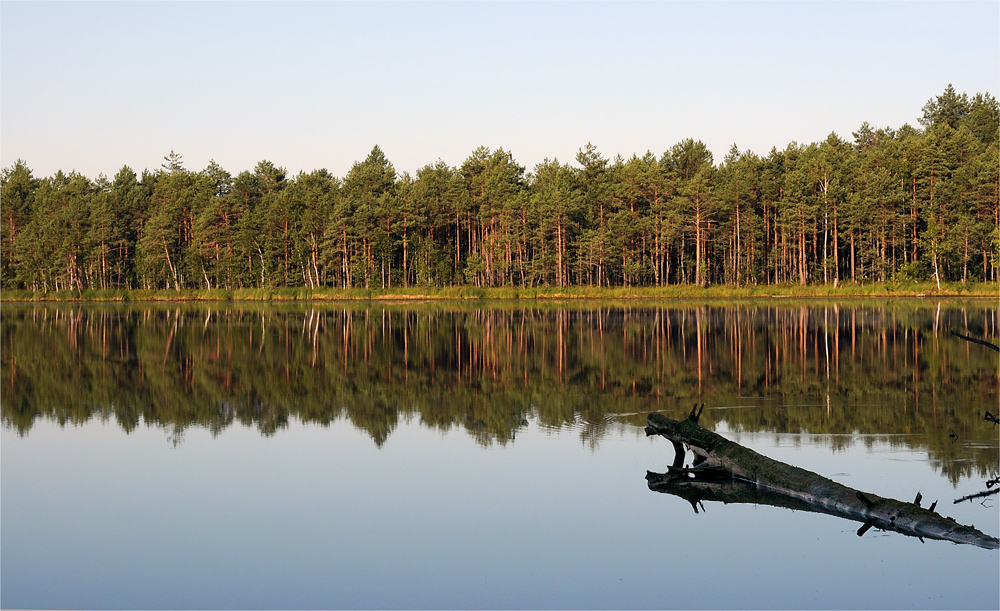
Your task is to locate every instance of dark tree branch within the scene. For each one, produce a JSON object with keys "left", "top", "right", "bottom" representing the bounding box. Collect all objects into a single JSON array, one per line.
[
  {"left": 950, "top": 330, "right": 1000, "bottom": 352},
  {"left": 953, "top": 488, "right": 999, "bottom": 504},
  {"left": 687, "top": 403, "right": 705, "bottom": 423}
]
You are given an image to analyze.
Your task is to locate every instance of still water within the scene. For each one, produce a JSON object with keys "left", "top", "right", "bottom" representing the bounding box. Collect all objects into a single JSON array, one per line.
[{"left": 2, "top": 300, "right": 998, "bottom": 609}]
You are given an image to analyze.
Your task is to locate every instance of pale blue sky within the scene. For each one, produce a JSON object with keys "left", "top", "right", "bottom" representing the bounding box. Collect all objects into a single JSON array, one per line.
[{"left": 2, "top": 1, "right": 997, "bottom": 179}]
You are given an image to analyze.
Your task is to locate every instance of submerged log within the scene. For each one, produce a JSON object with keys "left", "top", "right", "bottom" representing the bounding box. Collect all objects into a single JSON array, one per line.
[{"left": 645, "top": 411, "right": 999, "bottom": 550}]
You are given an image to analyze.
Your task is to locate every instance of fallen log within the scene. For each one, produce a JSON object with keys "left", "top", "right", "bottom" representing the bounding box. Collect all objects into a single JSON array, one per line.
[{"left": 645, "top": 411, "right": 999, "bottom": 550}]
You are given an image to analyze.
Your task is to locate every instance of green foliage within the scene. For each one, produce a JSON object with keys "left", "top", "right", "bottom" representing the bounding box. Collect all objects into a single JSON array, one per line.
[
  {"left": 2, "top": 87, "right": 998, "bottom": 294},
  {"left": 0, "top": 160, "right": 38, "bottom": 289}
]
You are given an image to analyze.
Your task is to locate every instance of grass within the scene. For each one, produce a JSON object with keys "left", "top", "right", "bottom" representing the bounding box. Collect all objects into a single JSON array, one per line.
[{"left": 2, "top": 281, "right": 997, "bottom": 303}]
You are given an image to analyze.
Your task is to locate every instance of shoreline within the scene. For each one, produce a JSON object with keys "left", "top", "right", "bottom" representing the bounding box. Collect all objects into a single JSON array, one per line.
[{"left": 2, "top": 282, "right": 997, "bottom": 303}]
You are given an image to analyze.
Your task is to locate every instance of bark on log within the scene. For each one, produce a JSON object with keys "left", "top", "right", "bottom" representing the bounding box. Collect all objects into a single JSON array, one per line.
[{"left": 645, "top": 411, "right": 999, "bottom": 550}]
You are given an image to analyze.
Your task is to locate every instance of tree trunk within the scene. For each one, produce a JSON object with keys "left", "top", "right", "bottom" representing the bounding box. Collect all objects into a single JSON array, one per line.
[
  {"left": 694, "top": 199, "right": 703, "bottom": 286},
  {"left": 850, "top": 232, "right": 856, "bottom": 282},
  {"left": 735, "top": 199, "right": 741, "bottom": 285},
  {"left": 163, "top": 240, "right": 180, "bottom": 291},
  {"left": 932, "top": 246, "right": 942, "bottom": 290},
  {"left": 556, "top": 216, "right": 564, "bottom": 287},
  {"left": 799, "top": 209, "right": 807, "bottom": 285}
]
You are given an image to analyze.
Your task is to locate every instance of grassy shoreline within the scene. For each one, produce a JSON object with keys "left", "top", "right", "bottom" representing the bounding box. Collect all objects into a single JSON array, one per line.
[{"left": 1, "top": 281, "right": 997, "bottom": 303}]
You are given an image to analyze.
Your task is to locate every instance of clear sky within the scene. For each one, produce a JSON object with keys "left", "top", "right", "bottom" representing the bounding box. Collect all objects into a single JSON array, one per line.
[{"left": 2, "top": 1, "right": 998, "bottom": 180}]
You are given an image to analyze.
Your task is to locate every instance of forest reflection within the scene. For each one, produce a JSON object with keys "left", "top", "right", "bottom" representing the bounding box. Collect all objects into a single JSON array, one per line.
[{"left": 2, "top": 301, "right": 997, "bottom": 479}]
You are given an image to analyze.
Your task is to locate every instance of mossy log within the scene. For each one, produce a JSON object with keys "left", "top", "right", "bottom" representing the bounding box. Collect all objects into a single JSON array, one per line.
[{"left": 645, "top": 411, "right": 999, "bottom": 550}]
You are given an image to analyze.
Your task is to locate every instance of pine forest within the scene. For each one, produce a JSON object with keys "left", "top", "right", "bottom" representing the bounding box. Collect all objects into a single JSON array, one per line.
[{"left": 2, "top": 86, "right": 997, "bottom": 294}]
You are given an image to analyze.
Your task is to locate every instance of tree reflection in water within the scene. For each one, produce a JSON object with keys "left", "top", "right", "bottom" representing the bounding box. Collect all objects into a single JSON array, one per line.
[{"left": 2, "top": 300, "right": 997, "bottom": 479}]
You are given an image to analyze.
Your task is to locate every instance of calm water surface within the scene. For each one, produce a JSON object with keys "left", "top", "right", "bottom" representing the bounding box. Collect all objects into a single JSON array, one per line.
[{"left": 2, "top": 301, "right": 998, "bottom": 609}]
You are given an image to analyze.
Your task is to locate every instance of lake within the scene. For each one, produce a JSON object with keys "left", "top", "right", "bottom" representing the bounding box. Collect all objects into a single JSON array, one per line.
[{"left": 2, "top": 300, "right": 998, "bottom": 609}]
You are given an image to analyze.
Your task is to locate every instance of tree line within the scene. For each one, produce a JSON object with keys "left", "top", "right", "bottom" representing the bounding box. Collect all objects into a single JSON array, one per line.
[{"left": 2, "top": 85, "right": 997, "bottom": 292}]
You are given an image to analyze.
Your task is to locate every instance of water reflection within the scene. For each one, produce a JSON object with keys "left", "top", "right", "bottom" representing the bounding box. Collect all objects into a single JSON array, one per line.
[
  {"left": 645, "top": 410, "right": 999, "bottom": 549},
  {"left": 1, "top": 300, "right": 997, "bottom": 477}
]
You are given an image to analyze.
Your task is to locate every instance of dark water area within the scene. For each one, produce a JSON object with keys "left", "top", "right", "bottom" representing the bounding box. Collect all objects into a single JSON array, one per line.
[{"left": 2, "top": 300, "right": 998, "bottom": 609}]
